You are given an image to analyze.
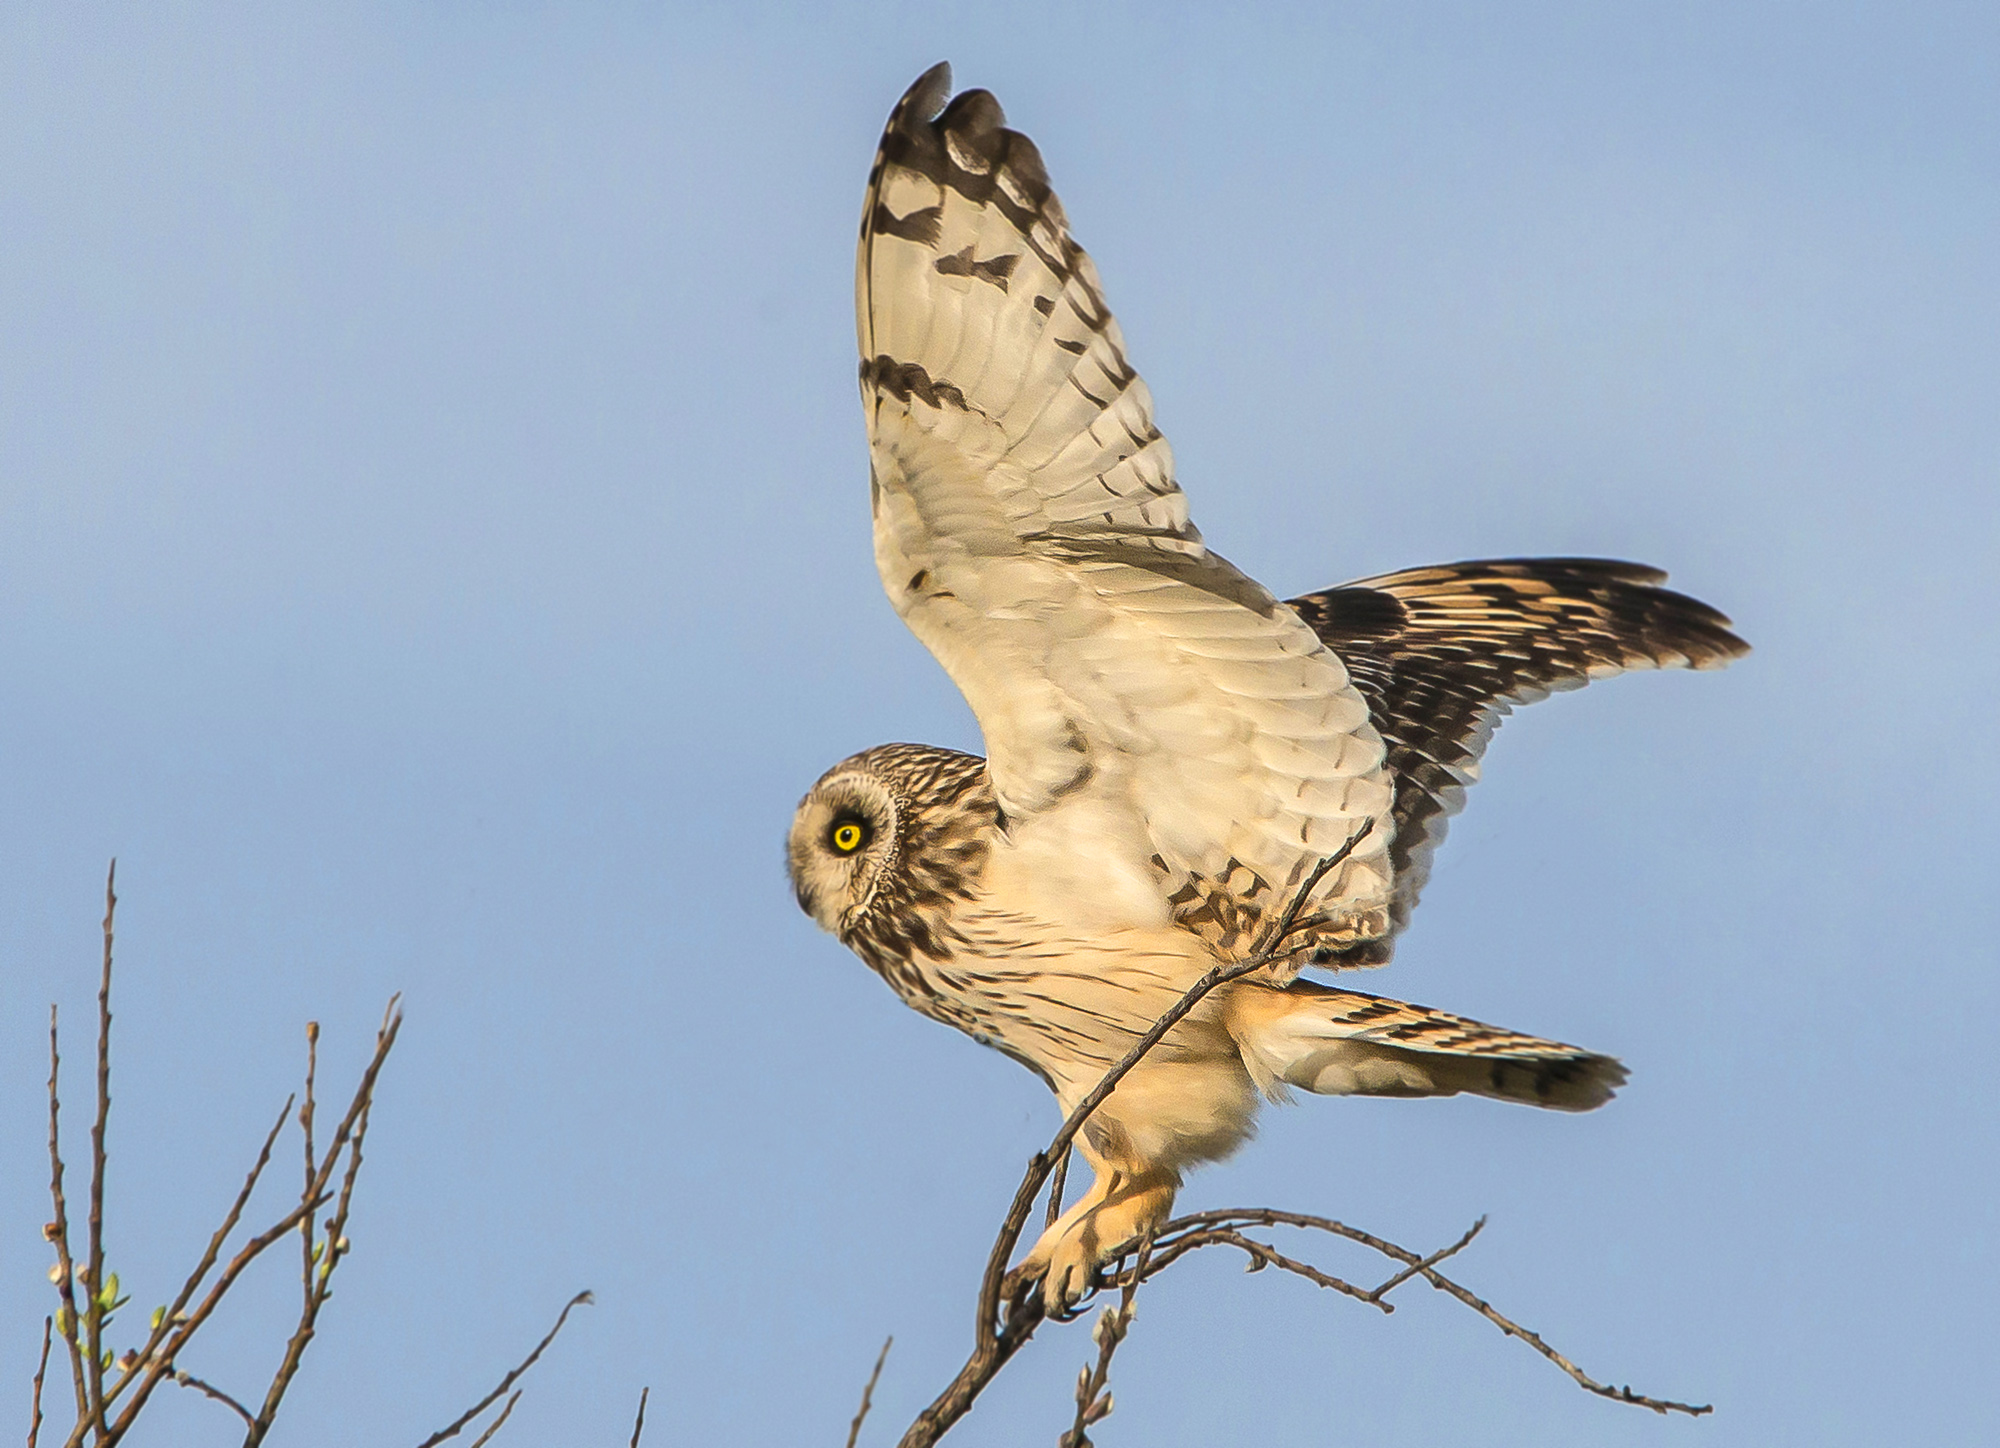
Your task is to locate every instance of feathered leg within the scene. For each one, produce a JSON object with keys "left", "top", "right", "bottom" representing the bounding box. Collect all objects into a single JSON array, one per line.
[{"left": 1016, "top": 1134, "right": 1178, "bottom": 1314}]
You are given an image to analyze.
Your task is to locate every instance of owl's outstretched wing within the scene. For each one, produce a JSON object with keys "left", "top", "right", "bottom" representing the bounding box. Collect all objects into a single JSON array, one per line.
[
  {"left": 858, "top": 64, "right": 1391, "bottom": 953},
  {"left": 1287, "top": 557, "right": 1749, "bottom": 961}
]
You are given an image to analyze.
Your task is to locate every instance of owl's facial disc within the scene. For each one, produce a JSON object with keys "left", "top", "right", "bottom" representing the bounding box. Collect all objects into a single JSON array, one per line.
[{"left": 787, "top": 769, "right": 898, "bottom": 937}]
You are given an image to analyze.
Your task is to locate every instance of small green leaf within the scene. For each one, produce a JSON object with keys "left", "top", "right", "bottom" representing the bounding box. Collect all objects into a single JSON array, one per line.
[{"left": 150, "top": 1305, "right": 166, "bottom": 1331}]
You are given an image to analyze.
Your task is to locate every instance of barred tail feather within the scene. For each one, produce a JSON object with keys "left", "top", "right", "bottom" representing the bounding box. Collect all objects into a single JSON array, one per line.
[{"left": 1231, "top": 982, "right": 1625, "bottom": 1112}]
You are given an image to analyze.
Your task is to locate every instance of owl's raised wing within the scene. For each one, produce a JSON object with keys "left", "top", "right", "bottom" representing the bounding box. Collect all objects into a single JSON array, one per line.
[
  {"left": 1288, "top": 558, "right": 1749, "bottom": 963},
  {"left": 858, "top": 65, "right": 1392, "bottom": 954}
]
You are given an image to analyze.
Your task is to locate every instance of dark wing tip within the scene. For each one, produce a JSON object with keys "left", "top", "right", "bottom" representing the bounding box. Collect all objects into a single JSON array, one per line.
[
  {"left": 899, "top": 62, "right": 953, "bottom": 125},
  {"left": 1482, "top": 556, "right": 1752, "bottom": 663},
  {"left": 1526, "top": 1051, "right": 1629, "bottom": 1112}
]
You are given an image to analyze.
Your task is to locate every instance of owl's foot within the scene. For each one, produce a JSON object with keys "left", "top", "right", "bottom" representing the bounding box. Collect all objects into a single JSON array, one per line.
[{"left": 1013, "top": 1172, "right": 1176, "bottom": 1316}]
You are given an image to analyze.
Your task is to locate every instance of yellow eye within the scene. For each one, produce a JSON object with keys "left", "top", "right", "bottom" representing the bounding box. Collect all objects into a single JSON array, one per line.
[{"left": 830, "top": 820, "right": 868, "bottom": 854}]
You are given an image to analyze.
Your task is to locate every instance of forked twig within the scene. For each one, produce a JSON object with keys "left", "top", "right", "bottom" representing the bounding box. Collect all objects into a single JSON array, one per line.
[
  {"left": 463, "top": 1393, "right": 520, "bottom": 1448},
  {"left": 413, "top": 1291, "right": 594, "bottom": 1448}
]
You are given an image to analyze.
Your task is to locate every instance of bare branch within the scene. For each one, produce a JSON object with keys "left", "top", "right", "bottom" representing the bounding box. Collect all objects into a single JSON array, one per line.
[
  {"left": 845, "top": 1339, "right": 891, "bottom": 1448},
  {"left": 168, "top": 1373, "right": 255, "bottom": 1429},
  {"left": 413, "top": 1291, "right": 593, "bottom": 1448},
  {"left": 627, "top": 1387, "right": 650, "bottom": 1448}
]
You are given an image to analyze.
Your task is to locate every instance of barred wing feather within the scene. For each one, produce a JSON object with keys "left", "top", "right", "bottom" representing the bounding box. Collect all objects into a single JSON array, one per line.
[{"left": 1288, "top": 557, "right": 1750, "bottom": 961}]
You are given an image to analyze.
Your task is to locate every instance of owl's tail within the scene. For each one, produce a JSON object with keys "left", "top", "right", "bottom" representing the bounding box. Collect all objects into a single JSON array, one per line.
[{"left": 1229, "top": 981, "right": 1625, "bottom": 1111}]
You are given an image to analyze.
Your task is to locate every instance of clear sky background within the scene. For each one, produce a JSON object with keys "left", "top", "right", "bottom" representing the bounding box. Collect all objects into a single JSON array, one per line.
[{"left": 3, "top": 5, "right": 1996, "bottom": 1445}]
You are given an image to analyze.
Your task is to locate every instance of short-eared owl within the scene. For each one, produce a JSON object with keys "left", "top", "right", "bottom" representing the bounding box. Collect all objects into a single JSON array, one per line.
[{"left": 789, "top": 64, "right": 1747, "bottom": 1310}]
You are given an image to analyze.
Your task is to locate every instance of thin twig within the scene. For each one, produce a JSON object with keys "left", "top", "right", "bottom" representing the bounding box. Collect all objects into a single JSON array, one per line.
[
  {"left": 30, "top": 1316, "right": 52, "bottom": 1448},
  {"left": 1363, "top": 1216, "right": 1485, "bottom": 1301},
  {"left": 1043, "top": 1150, "right": 1070, "bottom": 1231},
  {"left": 463, "top": 1393, "right": 520, "bottom": 1448},
  {"left": 84, "top": 863, "right": 116, "bottom": 1444},
  {"left": 299, "top": 1021, "right": 320, "bottom": 1307},
  {"left": 413, "top": 1292, "right": 594, "bottom": 1448},
  {"left": 46, "top": 1008, "right": 88, "bottom": 1427},
  {"left": 168, "top": 1374, "right": 254, "bottom": 1428},
  {"left": 627, "top": 1387, "right": 650, "bottom": 1448},
  {"left": 1400, "top": 1249, "right": 1710, "bottom": 1416},
  {"left": 845, "top": 1339, "right": 891, "bottom": 1448}
]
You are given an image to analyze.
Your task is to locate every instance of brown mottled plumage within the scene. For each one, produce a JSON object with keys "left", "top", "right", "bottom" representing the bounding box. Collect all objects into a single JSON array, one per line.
[{"left": 787, "top": 66, "right": 1747, "bottom": 1311}]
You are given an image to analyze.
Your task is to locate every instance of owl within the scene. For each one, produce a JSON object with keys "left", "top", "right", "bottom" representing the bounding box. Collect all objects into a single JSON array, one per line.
[{"left": 788, "top": 64, "right": 1747, "bottom": 1311}]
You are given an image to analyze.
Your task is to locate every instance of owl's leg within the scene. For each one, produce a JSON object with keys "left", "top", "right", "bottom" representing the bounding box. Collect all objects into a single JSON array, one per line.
[{"left": 1014, "top": 1136, "right": 1178, "bottom": 1314}]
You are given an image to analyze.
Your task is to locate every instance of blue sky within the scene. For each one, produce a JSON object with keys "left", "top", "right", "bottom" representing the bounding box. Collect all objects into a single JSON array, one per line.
[{"left": 2, "top": 5, "right": 1996, "bottom": 1444}]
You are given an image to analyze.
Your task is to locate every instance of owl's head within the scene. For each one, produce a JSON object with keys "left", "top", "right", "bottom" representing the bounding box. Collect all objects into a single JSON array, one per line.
[
  {"left": 788, "top": 761, "right": 904, "bottom": 937},
  {"left": 787, "top": 743, "right": 995, "bottom": 944}
]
